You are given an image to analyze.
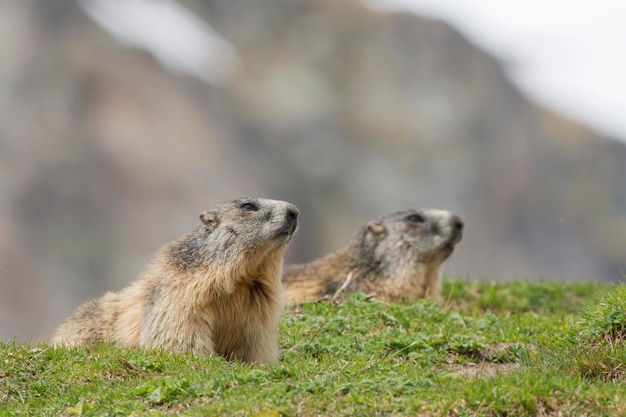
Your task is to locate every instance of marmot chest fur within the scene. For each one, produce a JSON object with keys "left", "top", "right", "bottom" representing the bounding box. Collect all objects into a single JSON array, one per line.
[
  {"left": 283, "top": 209, "right": 462, "bottom": 304},
  {"left": 53, "top": 197, "right": 299, "bottom": 364}
]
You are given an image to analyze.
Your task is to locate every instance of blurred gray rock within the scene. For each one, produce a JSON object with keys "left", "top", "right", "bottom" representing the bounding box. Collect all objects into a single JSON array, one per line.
[{"left": 1, "top": 0, "right": 625, "bottom": 342}]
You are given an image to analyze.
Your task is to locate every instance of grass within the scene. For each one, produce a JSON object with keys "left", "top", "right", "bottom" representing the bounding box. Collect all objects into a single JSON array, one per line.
[{"left": 1, "top": 279, "right": 625, "bottom": 416}]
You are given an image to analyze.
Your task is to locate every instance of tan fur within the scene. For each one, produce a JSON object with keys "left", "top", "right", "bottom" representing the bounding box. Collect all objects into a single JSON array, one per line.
[
  {"left": 53, "top": 198, "right": 299, "bottom": 363},
  {"left": 283, "top": 209, "right": 463, "bottom": 304}
]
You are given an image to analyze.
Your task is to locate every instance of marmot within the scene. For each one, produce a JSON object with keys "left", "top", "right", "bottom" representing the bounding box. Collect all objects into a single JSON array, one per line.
[
  {"left": 283, "top": 209, "right": 463, "bottom": 304},
  {"left": 52, "top": 198, "right": 299, "bottom": 364}
]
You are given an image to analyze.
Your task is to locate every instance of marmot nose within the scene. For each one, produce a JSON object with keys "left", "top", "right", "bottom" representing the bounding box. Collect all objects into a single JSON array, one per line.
[
  {"left": 286, "top": 205, "right": 299, "bottom": 221},
  {"left": 284, "top": 204, "right": 299, "bottom": 234},
  {"left": 452, "top": 215, "right": 464, "bottom": 231},
  {"left": 450, "top": 215, "right": 464, "bottom": 245}
]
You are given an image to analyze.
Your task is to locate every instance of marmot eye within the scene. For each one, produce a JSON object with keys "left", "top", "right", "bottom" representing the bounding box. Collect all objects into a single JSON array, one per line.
[
  {"left": 241, "top": 202, "right": 258, "bottom": 211},
  {"left": 406, "top": 214, "right": 425, "bottom": 223}
]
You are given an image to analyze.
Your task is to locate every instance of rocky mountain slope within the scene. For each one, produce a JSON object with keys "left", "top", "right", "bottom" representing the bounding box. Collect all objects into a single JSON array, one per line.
[{"left": 1, "top": 0, "right": 625, "bottom": 341}]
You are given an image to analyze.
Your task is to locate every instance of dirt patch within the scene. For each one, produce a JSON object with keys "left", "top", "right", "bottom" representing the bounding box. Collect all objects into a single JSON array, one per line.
[
  {"left": 448, "top": 361, "right": 520, "bottom": 379},
  {"left": 446, "top": 343, "right": 528, "bottom": 378}
]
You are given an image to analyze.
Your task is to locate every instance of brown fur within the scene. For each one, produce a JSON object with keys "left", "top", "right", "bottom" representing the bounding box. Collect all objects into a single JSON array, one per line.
[
  {"left": 283, "top": 209, "right": 463, "bottom": 304},
  {"left": 53, "top": 198, "right": 299, "bottom": 363}
]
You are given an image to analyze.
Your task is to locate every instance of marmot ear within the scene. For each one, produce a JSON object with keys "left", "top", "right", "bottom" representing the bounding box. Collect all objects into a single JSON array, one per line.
[
  {"left": 199, "top": 210, "right": 219, "bottom": 229},
  {"left": 367, "top": 221, "right": 387, "bottom": 238}
]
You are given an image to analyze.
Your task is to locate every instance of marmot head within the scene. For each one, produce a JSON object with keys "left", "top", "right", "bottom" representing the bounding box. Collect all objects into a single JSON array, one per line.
[
  {"left": 356, "top": 209, "right": 463, "bottom": 275},
  {"left": 198, "top": 197, "right": 299, "bottom": 260}
]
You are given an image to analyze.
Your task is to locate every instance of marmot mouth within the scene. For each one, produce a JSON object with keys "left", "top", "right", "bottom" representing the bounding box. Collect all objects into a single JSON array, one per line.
[
  {"left": 449, "top": 230, "right": 463, "bottom": 246},
  {"left": 441, "top": 243, "right": 455, "bottom": 258},
  {"left": 275, "top": 219, "right": 298, "bottom": 238}
]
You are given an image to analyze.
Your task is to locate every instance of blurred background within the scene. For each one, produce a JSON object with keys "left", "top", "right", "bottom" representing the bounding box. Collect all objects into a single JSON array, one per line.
[{"left": 1, "top": 0, "right": 625, "bottom": 342}]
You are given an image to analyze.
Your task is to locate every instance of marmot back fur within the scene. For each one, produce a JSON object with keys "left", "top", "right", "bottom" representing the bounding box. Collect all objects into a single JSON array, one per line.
[
  {"left": 283, "top": 209, "right": 462, "bottom": 304},
  {"left": 53, "top": 198, "right": 299, "bottom": 364}
]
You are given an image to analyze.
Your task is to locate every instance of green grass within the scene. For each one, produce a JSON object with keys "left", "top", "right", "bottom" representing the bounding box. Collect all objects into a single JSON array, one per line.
[{"left": 2, "top": 279, "right": 625, "bottom": 416}]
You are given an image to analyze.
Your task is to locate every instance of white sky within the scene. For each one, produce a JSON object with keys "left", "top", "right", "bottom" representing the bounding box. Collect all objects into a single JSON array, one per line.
[{"left": 369, "top": 0, "right": 626, "bottom": 142}]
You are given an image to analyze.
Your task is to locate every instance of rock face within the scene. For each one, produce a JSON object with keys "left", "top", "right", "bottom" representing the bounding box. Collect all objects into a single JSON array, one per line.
[{"left": 1, "top": 0, "right": 625, "bottom": 341}]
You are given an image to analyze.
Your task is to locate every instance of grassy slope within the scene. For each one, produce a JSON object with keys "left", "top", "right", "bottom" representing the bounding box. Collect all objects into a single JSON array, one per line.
[{"left": 1, "top": 279, "right": 625, "bottom": 416}]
